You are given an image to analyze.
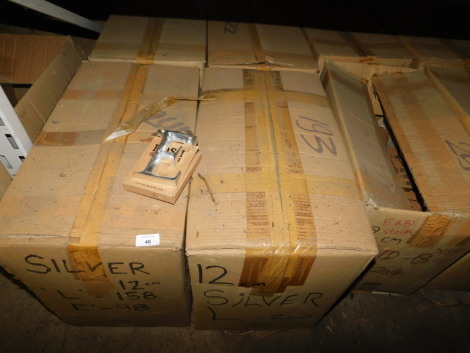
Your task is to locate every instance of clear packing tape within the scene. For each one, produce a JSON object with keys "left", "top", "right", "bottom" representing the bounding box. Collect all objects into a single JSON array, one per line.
[{"left": 104, "top": 96, "right": 214, "bottom": 142}]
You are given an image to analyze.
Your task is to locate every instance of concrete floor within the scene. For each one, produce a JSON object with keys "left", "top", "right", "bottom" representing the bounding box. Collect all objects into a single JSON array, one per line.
[{"left": 1, "top": 268, "right": 469, "bottom": 353}]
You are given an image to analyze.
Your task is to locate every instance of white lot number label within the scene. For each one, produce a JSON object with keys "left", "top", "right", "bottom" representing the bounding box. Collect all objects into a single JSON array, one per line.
[{"left": 135, "top": 234, "right": 160, "bottom": 247}]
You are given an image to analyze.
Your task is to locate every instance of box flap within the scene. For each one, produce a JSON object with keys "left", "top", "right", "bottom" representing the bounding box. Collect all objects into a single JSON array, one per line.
[
  {"left": 373, "top": 70, "right": 470, "bottom": 213},
  {"left": 322, "top": 61, "right": 410, "bottom": 210},
  {"left": 401, "top": 35, "right": 466, "bottom": 66}
]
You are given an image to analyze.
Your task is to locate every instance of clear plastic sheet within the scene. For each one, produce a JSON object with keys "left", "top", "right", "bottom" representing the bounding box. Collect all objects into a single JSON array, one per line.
[{"left": 104, "top": 96, "right": 213, "bottom": 142}]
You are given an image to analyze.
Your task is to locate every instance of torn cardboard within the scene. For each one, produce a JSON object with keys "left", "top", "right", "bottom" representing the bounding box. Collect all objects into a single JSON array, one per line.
[
  {"left": 0, "top": 62, "right": 199, "bottom": 326},
  {"left": 322, "top": 61, "right": 470, "bottom": 295},
  {"left": 208, "top": 21, "right": 319, "bottom": 74},
  {"left": 186, "top": 67, "right": 377, "bottom": 329}
]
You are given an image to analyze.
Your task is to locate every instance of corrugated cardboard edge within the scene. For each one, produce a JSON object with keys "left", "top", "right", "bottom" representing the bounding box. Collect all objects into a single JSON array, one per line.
[{"left": 13, "top": 37, "right": 82, "bottom": 142}]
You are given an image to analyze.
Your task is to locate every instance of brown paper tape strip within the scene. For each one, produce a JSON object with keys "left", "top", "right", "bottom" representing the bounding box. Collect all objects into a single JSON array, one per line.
[
  {"left": 407, "top": 214, "right": 455, "bottom": 248},
  {"left": 203, "top": 89, "right": 329, "bottom": 108},
  {"left": 249, "top": 24, "right": 266, "bottom": 63},
  {"left": 236, "top": 70, "right": 317, "bottom": 296},
  {"left": 190, "top": 173, "right": 361, "bottom": 200},
  {"left": 137, "top": 18, "right": 164, "bottom": 64},
  {"left": 68, "top": 64, "right": 148, "bottom": 295},
  {"left": 36, "top": 130, "right": 107, "bottom": 146}
]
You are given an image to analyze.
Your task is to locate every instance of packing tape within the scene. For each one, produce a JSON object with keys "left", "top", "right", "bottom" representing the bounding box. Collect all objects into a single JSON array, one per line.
[
  {"left": 237, "top": 70, "right": 317, "bottom": 296},
  {"left": 407, "top": 214, "right": 455, "bottom": 248},
  {"left": 104, "top": 96, "right": 211, "bottom": 142},
  {"left": 249, "top": 23, "right": 266, "bottom": 63},
  {"left": 137, "top": 17, "right": 164, "bottom": 64},
  {"left": 68, "top": 64, "right": 148, "bottom": 295},
  {"left": 36, "top": 130, "right": 107, "bottom": 146},
  {"left": 155, "top": 43, "right": 206, "bottom": 56},
  {"left": 203, "top": 89, "right": 329, "bottom": 108},
  {"left": 262, "top": 50, "right": 317, "bottom": 68},
  {"left": 191, "top": 173, "right": 361, "bottom": 200}
]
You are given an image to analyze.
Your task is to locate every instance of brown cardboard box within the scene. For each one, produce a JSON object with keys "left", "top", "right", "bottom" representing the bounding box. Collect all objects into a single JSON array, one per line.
[
  {"left": 186, "top": 67, "right": 378, "bottom": 329},
  {"left": 304, "top": 29, "right": 416, "bottom": 71},
  {"left": 0, "top": 162, "right": 10, "bottom": 199},
  {"left": 0, "top": 62, "right": 200, "bottom": 326},
  {"left": 451, "top": 39, "right": 470, "bottom": 63},
  {"left": 322, "top": 61, "right": 470, "bottom": 295},
  {"left": 0, "top": 34, "right": 82, "bottom": 143},
  {"left": 425, "top": 252, "right": 470, "bottom": 291},
  {"left": 208, "top": 22, "right": 319, "bottom": 74},
  {"left": 303, "top": 28, "right": 364, "bottom": 70},
  {"left": 89, "top": 15, "right": 206, "bottom": 72},
  {"left": 400, "top": 35, "right": 468, "bottom": 68}
]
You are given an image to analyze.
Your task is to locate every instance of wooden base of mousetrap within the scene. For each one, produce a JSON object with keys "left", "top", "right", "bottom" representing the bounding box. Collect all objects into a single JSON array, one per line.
[{"left": 123, "top": 131, "right": 201, "bottom": 204}]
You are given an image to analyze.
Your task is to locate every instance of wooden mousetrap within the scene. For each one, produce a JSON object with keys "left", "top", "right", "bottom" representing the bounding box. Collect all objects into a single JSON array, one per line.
[{"left": 123, "top": 129, "right": 201, "bottom": 203}]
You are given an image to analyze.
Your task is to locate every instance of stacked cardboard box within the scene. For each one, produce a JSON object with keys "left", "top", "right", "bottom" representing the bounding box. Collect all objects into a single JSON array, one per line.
[
  {"left": 400, "top": 35, "right": 468, "bottom": 68},
  {"left": 304, "top": 29, "right": 416, "bottom": 71},
  {"left": 208, "top": 22, "right": 319, "bottom": 74},
  {"left": 186, "top": 67, "right": 378, "bottom": 329},
  {"left": 426, "top": 252, "right": 470, "bottom": 291},
  {"left": 0, "top": 62, "right": 200, "bottom": 326},
  {"left": 0, "top": 34, "right": 82, "bottom": 176},
  {"left": 89, "top": 15, "right": 206, "bottom": 71},
  {"left": 322, "top": 61, "right": 470, "bottom": 294}
]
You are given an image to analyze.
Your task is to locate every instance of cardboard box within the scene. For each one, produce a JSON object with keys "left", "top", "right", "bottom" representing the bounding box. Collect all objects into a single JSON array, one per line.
[
  {"left": 303, "top": 28, "right": 365, "bottom": 70},
  {"left": 322, "top": 61, "right": 470, "bottom": 295},
  {"left": 0, "top": 34, "right": 82, "bottom": 143},
  {"left": 425, "top": 252, "right": 470, "bottom": 291},
  {"left": 348, "top": 32, "right": 416, "bottom": 67},
  {"left": 0, "top": 162, "right": 10, "bottom": 200},
  {"left": 451, "top": 39, "right": 470, "bottom": 63},
  {"left": 304, "top": 29, "right": 416, "bottom": 71},
  {"left": 0, "top": 62, "right": 200, "bottom": 326},
  {"left": 186, "top": 67, "right": 377, "bottom": 329},
  {"left": 400, "top": 35, "right": 468, "bottom": 68},
  {"left": 89, "top": 15, "right": 206, "bottom": 72},
  {"left": 208, "top": 21, "right": 319, "bottom": 74}
]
